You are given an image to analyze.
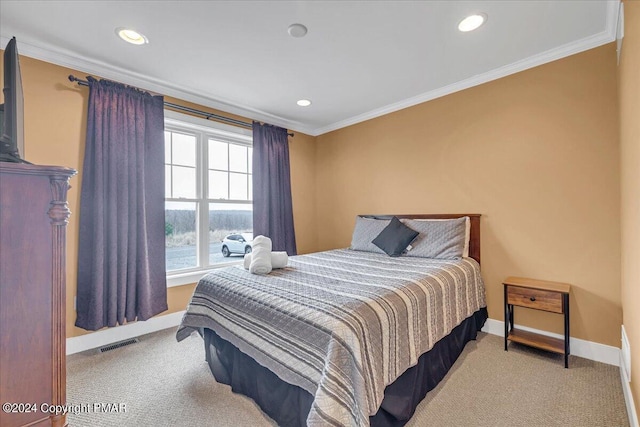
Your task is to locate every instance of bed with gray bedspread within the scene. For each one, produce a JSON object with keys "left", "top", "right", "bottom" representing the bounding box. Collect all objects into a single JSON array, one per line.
[{"left": 177, "top": 248, "right": 486, "bottom": 427}]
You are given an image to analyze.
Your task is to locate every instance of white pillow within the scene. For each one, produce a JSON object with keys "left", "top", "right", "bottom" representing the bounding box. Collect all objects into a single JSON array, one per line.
[{"left": 406, "top": 217, "right": 471, "bottom": 257}]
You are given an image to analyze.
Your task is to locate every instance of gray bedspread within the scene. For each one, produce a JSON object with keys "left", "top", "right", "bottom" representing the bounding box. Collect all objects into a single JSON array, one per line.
[{"left": 177, "top": 249, "right": 486, "bottom": 427}]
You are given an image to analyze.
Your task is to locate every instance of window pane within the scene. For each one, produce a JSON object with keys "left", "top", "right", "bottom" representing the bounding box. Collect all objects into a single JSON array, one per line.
[
  {"left": 165, "top": 165, "right": 171, "bottom": 198},
  {"left": 209, "top": 139, "right": 228, "bottom": 170},
  {"left": 165, "top": 201, "right": 198, "bottom": 271},
  {"left": 229, "top": 144, "right": 248, "bottom": 173},
  {"left": 209, "top": 203, "right": 253, "bottom": 265},
  {"left": 248, "top": 147, "right": 253, "bottom": 172},
  {"left": 248, "top": 178, "right": 252, "bottom": 200},
  {"left": 229, "top": 172, "right": 248, "bottom": 200},
  {"left": 164, "top": 131, "right": 171, "bottom": 163},
  {"left": 209, "top": 170, "right": 228, "bottom": 199},
  {"left": 172, "top": 166, "right": 196, "bottom": 199},
  {"left": 172, "top": 133, "right": 196, "bottom": 167}
]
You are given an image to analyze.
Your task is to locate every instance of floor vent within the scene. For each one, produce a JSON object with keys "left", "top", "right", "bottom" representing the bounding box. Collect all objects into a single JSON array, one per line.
[{"left": 99, "top": 338, "right": 139, "bottom": 353}]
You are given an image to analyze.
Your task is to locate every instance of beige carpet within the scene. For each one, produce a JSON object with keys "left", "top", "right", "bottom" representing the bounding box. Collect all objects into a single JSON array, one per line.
[{"left": 67, "top": 329, "right": 629, "bottom": 427}]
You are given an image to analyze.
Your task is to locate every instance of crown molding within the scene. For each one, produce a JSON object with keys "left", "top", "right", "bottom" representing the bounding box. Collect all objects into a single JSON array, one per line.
[
  {"left": 0, "top": 35, "right": 316, "bottom": 136},
  {"left": 607, "top": 0, "right": 623, "bottom": 41},
  {"left": 2, "top": 1, "right": 620, "bottom": 138},
  {"left": 311, "top": 2, "right": 620, "bottom": 136}
]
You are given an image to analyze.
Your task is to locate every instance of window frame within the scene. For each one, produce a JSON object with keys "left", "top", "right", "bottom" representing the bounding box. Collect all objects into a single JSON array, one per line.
[{"left": 164, "top": 110, "right": 253, "bottom": 287}]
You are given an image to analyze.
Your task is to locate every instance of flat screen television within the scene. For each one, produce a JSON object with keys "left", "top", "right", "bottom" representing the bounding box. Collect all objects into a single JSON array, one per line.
[{"left": 0, "top": 37, "right": 26, "bottom": 163}]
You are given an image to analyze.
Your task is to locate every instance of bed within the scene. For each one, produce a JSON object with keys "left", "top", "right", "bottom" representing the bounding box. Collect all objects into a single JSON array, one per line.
[{"left": 177, "top": 214, "right": 487, "bottom": 427}]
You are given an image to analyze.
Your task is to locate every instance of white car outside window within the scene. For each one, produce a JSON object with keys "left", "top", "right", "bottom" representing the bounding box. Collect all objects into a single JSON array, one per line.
[{"left": 221, "top": 233, "right": 253, "bottom": 257}]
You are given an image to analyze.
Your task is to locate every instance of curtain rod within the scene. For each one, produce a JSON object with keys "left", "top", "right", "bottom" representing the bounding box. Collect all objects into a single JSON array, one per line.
[{"left": 68, "top": 75, "right": 294, "bottom": 137}]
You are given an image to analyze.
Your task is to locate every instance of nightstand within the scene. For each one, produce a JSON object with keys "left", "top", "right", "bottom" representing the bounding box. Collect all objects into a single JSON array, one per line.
[{"left": 503, "top": 276, "right": 571, "bottom": 368}]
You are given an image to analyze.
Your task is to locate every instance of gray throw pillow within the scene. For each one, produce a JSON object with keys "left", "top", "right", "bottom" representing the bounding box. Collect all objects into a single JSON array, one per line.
[
  {"left": 372, "top": 217, "right": 419, "bottom": 257},
  {"left": 350, "top": 217, "right": 390, "bottom": 254},
  {"left": 402, "top": 217, "right": 466, "bottom": 259}
]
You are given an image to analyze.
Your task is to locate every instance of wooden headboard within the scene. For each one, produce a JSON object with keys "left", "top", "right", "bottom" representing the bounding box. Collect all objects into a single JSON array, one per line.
[{"left": 359, "top": 214, "right": 481, "bottom": 264}]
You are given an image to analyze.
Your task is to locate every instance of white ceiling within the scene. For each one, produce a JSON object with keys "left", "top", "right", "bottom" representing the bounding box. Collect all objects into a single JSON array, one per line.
[{"left": 0, "top": 1, "right": 619, "bottom": 136}]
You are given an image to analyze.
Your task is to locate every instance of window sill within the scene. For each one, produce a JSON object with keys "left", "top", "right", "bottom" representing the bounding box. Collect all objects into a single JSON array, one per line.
[{"left": 166, "top": 261, "right": 243, "bottom": 287}]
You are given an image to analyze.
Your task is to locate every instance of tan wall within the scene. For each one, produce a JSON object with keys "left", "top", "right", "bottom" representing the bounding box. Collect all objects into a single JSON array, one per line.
[
  {"left": 1, "top": 39, "right": 623, "bottom": 350},
  {"left": 315, "top": 44, "right": 621, "bottom": 347},
  {"left": 619, "top": 0, "right": 640, "bottom": 413},
  {"left": 0, "top": 55, "right": 317, "bottom": 338},
  {"left": 289, "top": 131, "right": 318, "bottom": 254}
]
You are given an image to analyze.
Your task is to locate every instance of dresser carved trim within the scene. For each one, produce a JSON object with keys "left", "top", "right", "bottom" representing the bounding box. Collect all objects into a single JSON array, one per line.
[{"left": 0, "top": 163, "right": 76, "bottom": 427}]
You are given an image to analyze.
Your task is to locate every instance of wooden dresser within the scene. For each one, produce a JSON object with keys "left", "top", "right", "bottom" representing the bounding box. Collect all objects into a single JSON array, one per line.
[{"left": 0, "top": 163, "right": 76, "bottom": 427}]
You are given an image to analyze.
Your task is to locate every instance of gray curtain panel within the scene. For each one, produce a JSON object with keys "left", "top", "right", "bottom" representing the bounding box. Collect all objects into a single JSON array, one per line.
[
  {"left": 75, "top": 77, "right": 168, "bottom": 331},
  {"left": 252, "top": 122, "right": 297, "bottom": 255}
]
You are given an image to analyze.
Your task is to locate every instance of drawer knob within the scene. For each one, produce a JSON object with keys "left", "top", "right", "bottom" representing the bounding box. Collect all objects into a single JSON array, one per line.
[{"left": 530, "top": 297, "right": 536, "bottom": 302}]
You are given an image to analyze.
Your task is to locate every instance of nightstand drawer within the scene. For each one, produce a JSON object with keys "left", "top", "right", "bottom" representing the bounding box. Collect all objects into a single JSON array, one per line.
[{"left": 507, "top": 286, "right": 563, "bottom": 313}]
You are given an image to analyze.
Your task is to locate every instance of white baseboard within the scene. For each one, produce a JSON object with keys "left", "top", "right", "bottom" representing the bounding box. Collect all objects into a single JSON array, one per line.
[
  {"left": 66, "top": 312, "right": 637, "bottom": 422},
  {"left": 481, "top": 318, "right": 620, "bottom": 366},
  {"left": 620, "top": 352, "right": 639, "bottom": 427},
  {"left": 66, "top": 311, "right": 185, "bottom": 355},
  {"left": 621, "top": 323, "right": 639, "bottom": 427},
  {"left": 622, "top": 325, "right": 632, "bottom": 382},
  {"left": 67, "top": 313, "right": 620, "bottom": 364}
]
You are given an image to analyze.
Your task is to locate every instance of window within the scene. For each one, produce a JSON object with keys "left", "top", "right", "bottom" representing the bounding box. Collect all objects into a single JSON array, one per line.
[{"left": 164, "top": 111, "right": 252, "bottom": 286}]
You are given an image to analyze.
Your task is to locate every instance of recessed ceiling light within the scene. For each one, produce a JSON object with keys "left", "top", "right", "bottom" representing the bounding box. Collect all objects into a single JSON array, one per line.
[
  {"left": 115, "top": 27, "right": 148, "bottom": 45},
  {"left": 288, "top": 23, "right": 308, "bottom": 38},
  {"left": 297, "top": 99, "right": 312, "bottom": 107},
  {"left": 458, "top": 14, "right": 487, "bottom": 32}
]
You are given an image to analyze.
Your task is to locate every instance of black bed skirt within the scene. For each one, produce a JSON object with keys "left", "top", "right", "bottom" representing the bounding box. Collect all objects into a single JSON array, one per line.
[{"left": 203, "top": 307, "right": 488, "bottom": 427}]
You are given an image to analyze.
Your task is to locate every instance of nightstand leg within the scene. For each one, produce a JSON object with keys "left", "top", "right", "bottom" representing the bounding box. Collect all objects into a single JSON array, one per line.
[
  {"left": 564, "top": 294, "right": 570, "bottom": 368},
  {"left": 504, "top": 286, "right": 509, "bottom": 351},
  {"left": 509, "top": 305, "right": 514, "bottom": 330}
]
